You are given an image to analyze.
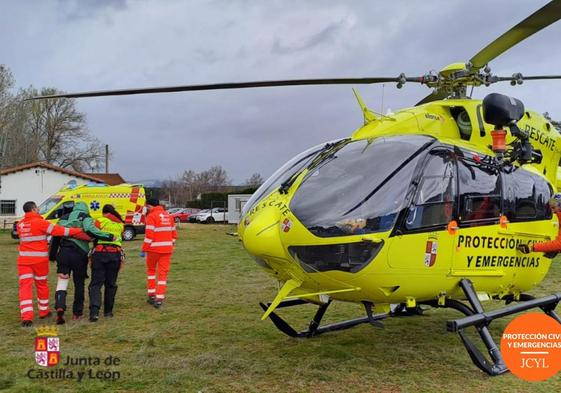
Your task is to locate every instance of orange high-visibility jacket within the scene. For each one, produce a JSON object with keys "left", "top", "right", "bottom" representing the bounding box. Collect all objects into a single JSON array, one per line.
[
  {"left": 142, "top": 206, "right": 177, "bottom": 254},
  {"left": 16, "top": 211, "right": 82, "bottom": 265},
  {"left": 533, "top": 212, "right": 561, "bottom": 252}
]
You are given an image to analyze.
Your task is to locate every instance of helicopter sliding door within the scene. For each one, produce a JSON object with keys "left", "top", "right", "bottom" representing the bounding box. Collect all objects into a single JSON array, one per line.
[
  {"left": 388, "top": 148, "right": 457, "bottom": 276},
  {"left": 451, "top": 159, "right": 557, "bottom": 294}
]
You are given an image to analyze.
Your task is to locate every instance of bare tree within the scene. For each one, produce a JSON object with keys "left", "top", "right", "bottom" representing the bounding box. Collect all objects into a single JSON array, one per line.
[
  {"left": 245, "top": 173, "right": 264, "bottom": 188},
  {"left": 0, "top": 65, "right": 15, "bottom": 165},
  {"left": 4, "top": 86, "right": 105, "bottom": 171}
]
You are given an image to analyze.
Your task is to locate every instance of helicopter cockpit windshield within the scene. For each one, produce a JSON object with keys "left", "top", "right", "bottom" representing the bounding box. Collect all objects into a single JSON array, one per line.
[
  {"left": 241, "top": 138, "right": 348, "bottom": 216},
  {"left": 290, "top": 135, "right": 435, "bottom": 237}
]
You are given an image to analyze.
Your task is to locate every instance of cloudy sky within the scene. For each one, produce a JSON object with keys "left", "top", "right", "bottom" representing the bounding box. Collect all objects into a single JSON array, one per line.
[{"left": 1, "top": 0, "right": 560, "bottom": 184}]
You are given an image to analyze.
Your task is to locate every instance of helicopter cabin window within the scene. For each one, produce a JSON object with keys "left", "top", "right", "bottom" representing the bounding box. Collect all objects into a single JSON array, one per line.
[
  {"left": 290, "top": 135, "right": 435, "bottom": 237},
  {"left": 405, "top": 150, "right": 456, "bottom": 230},
  {"left": 458, "top": 158, "right": 502, "bottom": 224},
  {"left": 451, "top": 107, "right": 472, "bottom": 141},
  {"left": 503, "top": 168, "right": 552, "bottom": 221}
]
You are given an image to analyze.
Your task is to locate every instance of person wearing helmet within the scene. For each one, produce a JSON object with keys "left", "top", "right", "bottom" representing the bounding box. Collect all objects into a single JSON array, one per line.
[
  {"left": 453, "top": 108, "right": 472, "bottom": 141},
  {"left": 518, "top": 193, "right": 561, "bottom": 254}
]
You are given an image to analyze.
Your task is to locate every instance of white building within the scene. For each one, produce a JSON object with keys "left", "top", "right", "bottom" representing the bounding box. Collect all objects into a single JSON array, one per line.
[
  {"left": 0, "top": 162, "right": 105, "bottom": 223},
  {"left": 227, "top": 194, "right": 252, "bottom": 224}
]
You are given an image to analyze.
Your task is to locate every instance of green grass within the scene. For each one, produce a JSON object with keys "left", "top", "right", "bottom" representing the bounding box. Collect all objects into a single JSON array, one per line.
[{"left": 0, "top": 224, "right": 560, "bottom": 392}]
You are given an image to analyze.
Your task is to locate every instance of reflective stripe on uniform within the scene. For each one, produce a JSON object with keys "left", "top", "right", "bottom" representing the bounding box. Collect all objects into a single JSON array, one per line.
[
  {"left": 144, "top": 238, "right": 153, "bottom": 244},
  {"left": 20, "top": 300, "right": 33, "bottom": 306},
  {"left": 20, "top": 307, "right": 33, "bottom": 314},
  {"left": 19, "top": 273, "right": 34, "bottom": 280},
  {"left": 153, "top": 226, "right": 174, "bottom": 232},
  {"left": 145, "top": 225, "right": 155, "bottom": 230},
  {"left": 34, "top": 275, "right": 48, "bottom": 281},
  {"left": 37, "top": 298, "right": 49, "bottom": 304},
  {"left": 38, "top": 305, "right": 49, "bottom": 311},
  {"left": 19, "top": 251, "right": 49, "bottom": 257},
  {"left": 20, "top": 235, "right": 48, "bottom": 242},
  {"left": 151, "top": 241, "right": 173, "bottom": 247},
  {"left": 46, "top": 224, "right": 54, "bottom": 234},
  {"left": 64, "top": 227, "right": 70, "bottom": 236},
  {"left": 147, "top": 289, "right": 156, "bottom": 293},
  {"left": 155, "top": 295, "right": 165, "bottom": 299},
  {"left": 157, "top": 281, "right": 167, "bottom": 285},
  {"left": 147, "top": 275, "right": 156, "bottom": 279}
]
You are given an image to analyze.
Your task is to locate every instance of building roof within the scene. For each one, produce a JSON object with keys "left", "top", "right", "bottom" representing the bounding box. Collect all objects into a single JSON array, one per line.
[
  {"left": 89, "top": 173, "right": 126, "bottom": 186},
  {"left": 0, "top": 162, "right": 104, "bottom": 183}
]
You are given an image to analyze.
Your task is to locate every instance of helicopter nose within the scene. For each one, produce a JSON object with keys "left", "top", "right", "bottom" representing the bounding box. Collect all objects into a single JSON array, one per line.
[{"left": 241, "top": 205, "right": 286, "bottom": 260}]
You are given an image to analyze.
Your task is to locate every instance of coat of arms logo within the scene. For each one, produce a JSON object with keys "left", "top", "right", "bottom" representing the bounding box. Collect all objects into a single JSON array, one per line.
[{"left": 34, "top": 325, "right": 60, "bottom": 367}]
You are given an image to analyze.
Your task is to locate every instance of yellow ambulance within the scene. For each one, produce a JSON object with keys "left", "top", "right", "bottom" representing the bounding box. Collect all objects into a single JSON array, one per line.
[{"left": 14, "top": 183, "right": 146, "bottom": 241}]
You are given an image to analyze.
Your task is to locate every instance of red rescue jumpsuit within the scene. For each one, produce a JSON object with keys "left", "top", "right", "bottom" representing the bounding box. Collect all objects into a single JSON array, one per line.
[
  {"left": 16, "top": 211, "right": 82, "bottom": 321},
  {"left": 142, "top": 206, "right": 177, "bottom": 301},
  {"left": 533, "top": 212, "right": 561, "bottom": 252}
]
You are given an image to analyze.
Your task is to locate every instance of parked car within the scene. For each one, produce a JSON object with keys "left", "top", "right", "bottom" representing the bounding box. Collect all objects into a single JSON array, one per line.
[
  {"left": 170, "top": 208, "right": 200, "bottom": 223},
  {"left": 167, "top": 207, "right": 182, "bottom": 215},
  {"left": 189, "top": 209, "right": 208, "bottom": 223},
  {"left": 197, "top": 207, "right": 228, "bottom": 223}
]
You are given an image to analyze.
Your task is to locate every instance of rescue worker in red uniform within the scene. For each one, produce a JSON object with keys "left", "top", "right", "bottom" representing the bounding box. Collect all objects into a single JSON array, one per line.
[
  {"left": 16, "top": 201, "right": 84, "bottom": 327},
  {"left": 141, "top": 198, "right": 177, "bottom": 308},
  {"left": 519, "top": 193, "right": 561, "bottom": 254}
]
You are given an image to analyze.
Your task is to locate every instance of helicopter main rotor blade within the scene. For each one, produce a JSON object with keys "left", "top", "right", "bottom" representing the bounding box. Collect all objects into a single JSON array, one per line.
[
  {"left": 31, "top": 77, "right": 423, "bottom": 100},
  {"left": 495, "top": 74, "right": 561, "bottom": 81},
  {"left": 469, "top": 0, "right": 561, "bottom": 70},
  {"left": 416, "top": 90, "right": 449, "bottom": 106}
]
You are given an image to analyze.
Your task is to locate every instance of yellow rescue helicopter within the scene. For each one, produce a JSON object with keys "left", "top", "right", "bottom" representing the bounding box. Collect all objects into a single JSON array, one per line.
[{"left": 34, "top": 0, "right": 561, "bottom": 376}]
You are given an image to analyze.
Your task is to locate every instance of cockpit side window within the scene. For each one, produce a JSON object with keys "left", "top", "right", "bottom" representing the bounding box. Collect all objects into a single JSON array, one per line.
[
  {"left": 405, "top": 150, "right": 457, "bottom": 231},
  {"left": 457, "top": 158, "right": 502, "bottom": 225},
  {"left": 503, "top": 168, "right": 552, "bottom": 221}
]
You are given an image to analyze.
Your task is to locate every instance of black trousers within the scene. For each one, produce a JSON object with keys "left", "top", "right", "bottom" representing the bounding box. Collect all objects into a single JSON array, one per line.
[
  {"left": 88, "top": 251, "right": 121, "bottom": 315},
  {"left": 55, "top": 243, "right": 88, "bottom": 316}
]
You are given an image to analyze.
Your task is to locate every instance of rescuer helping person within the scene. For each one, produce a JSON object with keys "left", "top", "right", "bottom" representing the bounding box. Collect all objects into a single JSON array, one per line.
[
  {"left": 50, "top": 201, "right": 114, "bottom": 325},
  {"left": 88, "top": 204, "right": 125, "bottom": 322},
  {"left": 16, "top": 201, "right": 84, "bottom": 327},
  {"left": 518, "top": 193, "right": 561, "bottom": 254},
  {"left": 141, "top": 198, "right": 177, "bottom": 308}
]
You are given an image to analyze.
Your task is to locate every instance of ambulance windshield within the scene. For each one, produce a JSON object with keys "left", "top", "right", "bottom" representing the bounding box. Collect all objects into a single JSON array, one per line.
[
  {"left": 38, "top": 197, "right": 62, "bottom": 215},
  {"left": 290, "top": 135, "right": 434, "bottom": 237}
]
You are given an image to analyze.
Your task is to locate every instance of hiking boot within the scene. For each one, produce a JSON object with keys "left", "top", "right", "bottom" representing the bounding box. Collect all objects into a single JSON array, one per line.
[
  {"left": 89, "top": 309, "right": 99, "bottom": 322},
  {"left": 147, "top": 296, "right": 155, "bottom": 305},
  {"left": 104, "top": 312, "right": 114, "bottom": 318},
  {"left": 55, "top": 308, "right": 65, "bottom": 325},
  {"left": 153, "top": 301, "right": 163, "bottom": 309},
  {"left": 21, "top": 320, "right": 33, "bottom": 328},
  {"left": 72, "top": 314, "right": 83, "bottom": 321},
  {"left": 39, "top": 311, "right": 52, "bottom": 319}
]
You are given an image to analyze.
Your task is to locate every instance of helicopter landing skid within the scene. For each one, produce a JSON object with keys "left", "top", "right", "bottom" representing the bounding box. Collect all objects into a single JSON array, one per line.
[
  {"left": 440, "top": 279, "right": 561, "bottom": 376},
  {"left": 259, "top": 299, "right": 388, "bottom": 338}
]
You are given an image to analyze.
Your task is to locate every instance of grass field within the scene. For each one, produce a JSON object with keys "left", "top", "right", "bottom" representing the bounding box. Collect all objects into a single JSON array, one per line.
[{"left": 0, "top": 224, "right": 560, "bottom": 392}]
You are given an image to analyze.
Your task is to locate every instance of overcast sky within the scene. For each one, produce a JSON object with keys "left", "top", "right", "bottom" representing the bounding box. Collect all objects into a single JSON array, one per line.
[{"left": 1, "top": 0, "right": 560, "bottom": 184}]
